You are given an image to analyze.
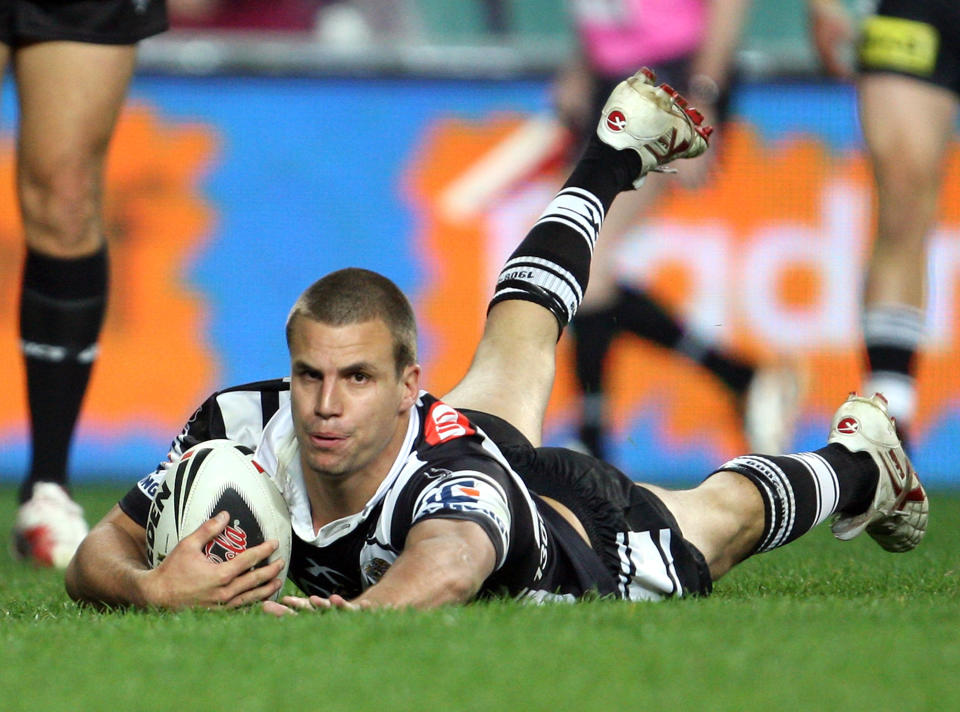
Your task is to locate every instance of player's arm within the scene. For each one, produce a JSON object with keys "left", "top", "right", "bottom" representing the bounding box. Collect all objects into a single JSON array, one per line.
[
  {"left": 265, "top": 517, "right": 497, "bottom": 615},
  {"left": 65, "top": 505, "right": 284, "bottom": 610},
  {"left": 690, "top": 0, "right": 753, "bottom": 99},
  {"left": 354, "top": 517, "right": 497, "bottom": 608},
  {"left": 552, "top": 50, "right": 596, "bottom": 133},
  {"left": 807, "top": 0, "right": 856, "bottom": 78},
  {"left": 672, "top": 0, "right": 751, "bottom": 187}
]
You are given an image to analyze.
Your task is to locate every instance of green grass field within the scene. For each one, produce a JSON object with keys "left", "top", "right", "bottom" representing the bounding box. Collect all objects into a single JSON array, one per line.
[{"left": 1, "top": 484, "right": 957, "bottom": 712}]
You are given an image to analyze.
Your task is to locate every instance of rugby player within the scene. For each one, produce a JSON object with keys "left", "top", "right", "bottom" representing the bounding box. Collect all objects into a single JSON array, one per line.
[
  {"left": 8, "top": 0, "right": 169, "bottom": 568},
  {"left": 66, "top": 69, "right": 928, "bottom": 611},
  {"left": 809, "top": 0, "right": 960, "bottom": 449},
  {"left": 555, "top": 0, "right": 801, "bottom": 460}
]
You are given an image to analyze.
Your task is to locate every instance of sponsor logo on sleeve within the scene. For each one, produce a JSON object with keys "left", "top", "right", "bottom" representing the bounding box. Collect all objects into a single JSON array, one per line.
[
  {"left": 417, "top": 475, "right": 510, "bottom": 550},
  {"left": 424, "top": 402, "right": 476, "bottom": 446},
  {"left": 137, "top": 471, "right": 164, "bottom": 499}
]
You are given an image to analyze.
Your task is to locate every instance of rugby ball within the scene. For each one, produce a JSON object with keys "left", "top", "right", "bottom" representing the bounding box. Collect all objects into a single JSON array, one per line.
[{"left": 145, "top": 439, "right": 292, "bottom": 599}]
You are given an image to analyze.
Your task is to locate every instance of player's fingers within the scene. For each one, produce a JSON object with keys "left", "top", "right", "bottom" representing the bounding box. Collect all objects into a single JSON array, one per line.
[
  {"left": 225, "top": 576, "right": 284, "bottom": 609},
  {"left": 218, "top": 539, "right": 280, "bottom": 577},
  {"left": 188, "top": 510, "right": 230, "bottom": 547},
  {"left": 222, "top": 556, "right": 285, "bottom": 598},
  {"left": 262, "top": 600, "right": 296, "bottom": 617},
  {"left": 327, "top": 594, "right": 360, "bottom": 611},
  {"left": 278, "top": 595, "right": 316, "bottom": 611},
  {"left": 307, "top": 595, "right": 333, "bottom": 610}
]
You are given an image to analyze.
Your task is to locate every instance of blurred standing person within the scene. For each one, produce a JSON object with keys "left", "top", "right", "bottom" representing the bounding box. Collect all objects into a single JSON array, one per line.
[
  {"left": 554, "top": 0, "right": 800, "bottom": 460},
  {"left": 809, "top": 0, "right": 959, "bottom": 450},
  {"left": 7, "top": 0, "right": 168, "bottom": 567}
]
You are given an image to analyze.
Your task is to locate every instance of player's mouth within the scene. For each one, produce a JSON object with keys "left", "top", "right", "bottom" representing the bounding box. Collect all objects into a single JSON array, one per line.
[{"left": 309, "top": 431, "right": 347, "bottom": 449}]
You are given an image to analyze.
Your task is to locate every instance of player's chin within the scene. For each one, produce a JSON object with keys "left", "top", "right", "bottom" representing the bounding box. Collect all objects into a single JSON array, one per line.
[{"left": 303, "top": 449, "right": 352, "bottom": 477}]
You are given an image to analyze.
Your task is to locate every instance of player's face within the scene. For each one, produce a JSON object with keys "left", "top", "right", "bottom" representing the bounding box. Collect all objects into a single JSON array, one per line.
[{"left": 288, "top": 316, "right": 420, "bottom": 485}]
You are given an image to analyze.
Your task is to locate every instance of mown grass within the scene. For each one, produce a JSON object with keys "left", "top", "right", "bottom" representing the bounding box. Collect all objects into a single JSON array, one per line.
[{"left": 1, "top": 484, "right": 957, "bottom": 712}]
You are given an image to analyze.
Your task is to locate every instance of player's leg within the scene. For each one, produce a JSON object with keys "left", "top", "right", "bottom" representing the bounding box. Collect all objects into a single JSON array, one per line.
[
  {"left": 572, "top": 171, "right": 800, "bottom": 457},
  {"left": 649, "top": 393, "right": 927, "bottom": 580},
  {"left": 0, "top": 1, "right": 11, "bottom": 76},
  {"left": 13, "top": 41, "right": 137, "bottom": 567},
  {"left": 443, "top": 69, "right": 712, "bottom": 445},
  {"left": 570, "top": 179, "right": 662, "bottom": 458},
  {"left": 858, "top": 73, "right": 958, "bottom": 438}
]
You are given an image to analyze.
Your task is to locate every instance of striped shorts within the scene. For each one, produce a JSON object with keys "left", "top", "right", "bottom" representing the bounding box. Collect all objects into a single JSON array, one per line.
[{"left": 465, "top": 410, "right": 713, "bottom": 600}]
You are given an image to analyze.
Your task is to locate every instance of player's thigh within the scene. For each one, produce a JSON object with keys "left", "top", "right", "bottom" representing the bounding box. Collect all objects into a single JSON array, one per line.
[
  {"left": 0, "top": 43, "right": 9, "bottom": 79},
  {"left": 442, "top": 300, "right": 558, "bottom": 446},
  {"left": 15, "top": 41, "right": 137, "bottom": 174},
  {"left": 858, "top": 74, "right": 957, "bottom": 179}
]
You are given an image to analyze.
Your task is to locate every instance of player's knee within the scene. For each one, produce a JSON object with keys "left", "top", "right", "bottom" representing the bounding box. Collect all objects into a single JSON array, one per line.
[
  {"left": 19, "top": 162, "right": 102, "bottom": 254},
  {"left": 874, "top": 151, "right": 943, "bottom": 198}
]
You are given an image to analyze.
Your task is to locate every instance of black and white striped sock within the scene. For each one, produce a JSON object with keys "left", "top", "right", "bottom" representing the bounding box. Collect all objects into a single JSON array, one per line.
[
  {"left": 714, "top": 443, "right": 878, "bottom": 554},
  {"left": 863, "top": 303, "right": 924, "bottom": 425},
  {"left": 488, "top": 139, "right": 641, "bottom": 331}
]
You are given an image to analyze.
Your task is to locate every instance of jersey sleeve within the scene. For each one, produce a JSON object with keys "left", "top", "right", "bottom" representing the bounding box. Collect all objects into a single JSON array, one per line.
[
  {"left": 117, "top": 393, "right": 228, "bottom": 527},
  {"left": 410, "top": 470, "right": 513, "bottom": 569}
]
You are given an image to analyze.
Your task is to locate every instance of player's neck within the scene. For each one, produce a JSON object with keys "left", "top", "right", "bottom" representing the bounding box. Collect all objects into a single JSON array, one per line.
[{"left": 304, "top": 412, "right": 411, "bottom": 533}]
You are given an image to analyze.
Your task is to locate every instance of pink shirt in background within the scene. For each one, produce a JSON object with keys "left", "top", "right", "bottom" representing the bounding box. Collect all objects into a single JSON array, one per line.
[{"left": 571, "top": 0, "right": 707, "bottom": 76}]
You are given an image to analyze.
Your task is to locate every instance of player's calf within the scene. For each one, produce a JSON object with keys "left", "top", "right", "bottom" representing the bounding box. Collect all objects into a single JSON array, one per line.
[{"left": 489, "top": 68, "right": 713, "bottom": 333}]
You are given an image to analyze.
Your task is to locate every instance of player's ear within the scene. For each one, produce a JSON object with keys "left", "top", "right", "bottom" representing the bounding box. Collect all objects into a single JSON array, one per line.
[{"left": 398, "top": 363, "right": 421, "bottom": 411}]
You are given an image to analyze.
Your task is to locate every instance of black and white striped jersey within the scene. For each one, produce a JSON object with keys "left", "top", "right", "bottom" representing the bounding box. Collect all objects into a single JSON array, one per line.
[{"left": 119, "top": 379, "right": 609, "bottom": 602}]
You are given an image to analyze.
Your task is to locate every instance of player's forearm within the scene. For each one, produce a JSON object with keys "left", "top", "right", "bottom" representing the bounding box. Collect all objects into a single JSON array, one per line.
[
  {"left": 691, "top": 0, "right": 753, "bottom": 91},
  {"left": 353, "top": 528, "right": 496, "bottom": 609},
  {"left": 65, "top": 521, "right": 155, "bottom": 609}
]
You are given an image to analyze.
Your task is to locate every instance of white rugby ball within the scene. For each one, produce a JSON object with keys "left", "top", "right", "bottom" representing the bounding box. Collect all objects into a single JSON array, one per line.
[{"left": 146, "top": 439, "right": 292, "bottom": 599}]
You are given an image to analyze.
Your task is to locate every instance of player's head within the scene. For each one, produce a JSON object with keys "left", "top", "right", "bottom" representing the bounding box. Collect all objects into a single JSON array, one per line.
[
  {"left": 285, "top": 268, "right": 417, "bottom": 376},
  {"left": 286, "top": 268, "right": 421, "bottom": 482}
]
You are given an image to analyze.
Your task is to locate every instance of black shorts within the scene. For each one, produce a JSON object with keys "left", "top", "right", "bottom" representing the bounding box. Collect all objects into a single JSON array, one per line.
[
  {"left": 0, "top": 0, "right": 168, "bottom": 46},
  {"left": 858, "top": 0, "right": 960, "bottom": 96},
  {"left": 464, "top": 410, "right": 713, "bottom": 599}
]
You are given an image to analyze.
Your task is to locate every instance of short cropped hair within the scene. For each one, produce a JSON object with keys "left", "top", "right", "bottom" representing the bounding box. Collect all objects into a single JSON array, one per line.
[{"left": 285, "top": 268, "right": 418, "bottom": 376}]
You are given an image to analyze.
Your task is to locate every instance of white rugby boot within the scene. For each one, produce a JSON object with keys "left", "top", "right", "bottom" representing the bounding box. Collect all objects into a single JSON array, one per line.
[
  {"left": 596, "top": 67, "right": 713, "bottom": 187},
  {"left": 828, "top": 393, "right": 928, "bottom": 552},
  {"left": 743, "top": 366, "right": 803, "bottom": 454},
  {"left": 12, "top": 482, "right": 89, "bottom": 568}
]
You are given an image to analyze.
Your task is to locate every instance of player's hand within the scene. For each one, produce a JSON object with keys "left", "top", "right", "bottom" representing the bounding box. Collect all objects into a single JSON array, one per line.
[
  {"left": 262, "top": 593, "right": 371, "bottom": 616},
  {"left": 808, "top": 0, "right": 856, "bottom": 79},
  {"left": 142, "top": 511, "right": 285, "bottom": 610}
]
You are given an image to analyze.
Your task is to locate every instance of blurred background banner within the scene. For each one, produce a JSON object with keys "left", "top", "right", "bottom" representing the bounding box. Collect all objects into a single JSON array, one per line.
[{"left": 0, "top": 0, "right": 958, "bottom": 485}]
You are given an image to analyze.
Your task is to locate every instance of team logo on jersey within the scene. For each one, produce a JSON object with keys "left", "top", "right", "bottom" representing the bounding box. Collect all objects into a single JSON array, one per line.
[
  {"left": 304, "top": 558, "right": 351, "bottom": 591},
  {"left": 424, "top": 402, "right": 476, "bottom": 445},
  {"left": 605, "top": 110, "right": 627, "bottom": 133},
  {"left": 836, "top": 416, "right": 859, "bottom": 434},
  {"left": 424, "top": 466, "right": 455, "bottom": 480},
  {"left": 363, "top": 557, "right": 392, "bottom": 584}
]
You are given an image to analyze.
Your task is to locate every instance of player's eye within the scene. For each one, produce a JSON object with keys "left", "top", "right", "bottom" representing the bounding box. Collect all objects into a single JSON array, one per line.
[{"left": 298, "top": 367, "right": 322, "bottom": 381}]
